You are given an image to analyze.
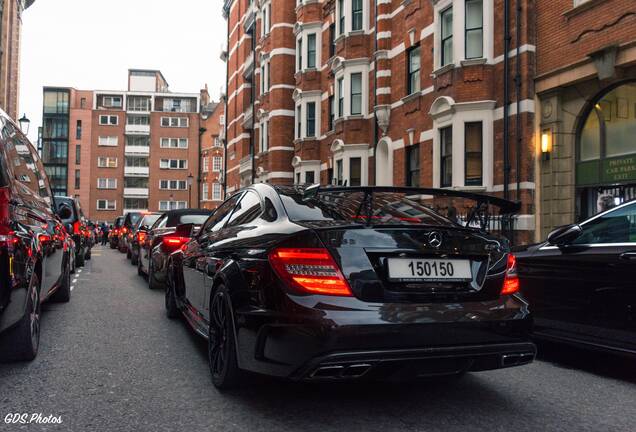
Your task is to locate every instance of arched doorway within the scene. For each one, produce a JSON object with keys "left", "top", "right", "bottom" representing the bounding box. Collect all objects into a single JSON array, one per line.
[
  {"left": 375, "top": 137, "right": 393, "bottom": 186},
  {"left": 576, "top": 81, "right": 636, "bottom": 219}
]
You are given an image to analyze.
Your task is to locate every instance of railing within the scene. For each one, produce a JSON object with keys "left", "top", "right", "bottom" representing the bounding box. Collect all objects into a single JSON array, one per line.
[
  {"left": 124, "top": 166, "right": 149, "bottom": 177},
  {"left": 124, "top": 145, "right": 150, "bottom": 156},
  {"left": 123, "top": 188, "right": 149, "bottom": 198},
  {"left": 125, "top": 124, "right": 151, "bottom": 135}
]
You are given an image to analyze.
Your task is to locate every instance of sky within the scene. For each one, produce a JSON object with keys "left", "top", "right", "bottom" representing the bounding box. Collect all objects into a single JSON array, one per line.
[{"left": 19, "top": 0, "right": 227, "bottom": 142}]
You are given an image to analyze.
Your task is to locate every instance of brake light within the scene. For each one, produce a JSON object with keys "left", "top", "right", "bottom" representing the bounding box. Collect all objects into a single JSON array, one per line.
[
  {"left": 122, "top": 227, "right": 128, "bottom": 234},
  {"left": 73, "top": 221, "right": 81, "bottom": 235},
  {"left": 162, "top": 236, "right": 189, "bottom": 247},
  {"left": 39, "top": 234, "right": 52, "bottom": 244},
  {"left": 501, "top": 254, "right": 520, "bottom": 295},
  {"left": 268, "top": 247, "right": 352, "bottom": 296},
  {"left": 137, "top": 232, "right": 146, "bottom": 242}
]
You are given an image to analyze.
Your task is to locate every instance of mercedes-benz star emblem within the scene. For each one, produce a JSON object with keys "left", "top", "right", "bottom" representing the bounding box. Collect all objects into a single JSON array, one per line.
[{"left": 428, "top": 231, "right": 443, "bottom": 248}]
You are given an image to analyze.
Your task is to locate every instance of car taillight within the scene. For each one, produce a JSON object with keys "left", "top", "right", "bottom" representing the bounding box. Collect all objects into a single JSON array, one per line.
[
  {"left": 0, "top": 188, "right": 15, "bottom": 247},
  {"left": 162, "top": 236, "right": 189, "bottom": 248},
  {"left": 268, "top": 247, "right": 352, "bottom": 296},
  {"left": 73, "top": 221, "right": 81, "bottom": 235},
  {"left": 137, "top": 232, "right": 146, "bottom": 242},
  {"left": 122, "top": 227, "right": 128, "bottom": 234},
  {"left": 501, "top": 254, "right": 520, "bottom": 295}
]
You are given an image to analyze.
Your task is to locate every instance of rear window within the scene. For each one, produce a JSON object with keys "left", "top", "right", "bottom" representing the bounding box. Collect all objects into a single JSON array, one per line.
[
  {"left": 55, "top": 198, "right": 78, "bottom": 223},
  {"left": 139, "top": 214, "right": 161, "bottom": 228},
  {"left": 279, "top": 191, "right": 459, "bottom": 227},
  {"left": 179, "top": 214, "right": 211, "bottom": 225},
  {"left": 127, "top": 213, "right": 142, "bottom": 226}
]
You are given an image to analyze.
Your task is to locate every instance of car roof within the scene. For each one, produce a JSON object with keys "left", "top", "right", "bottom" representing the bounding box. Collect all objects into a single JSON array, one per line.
[{"left": 162, "top": 209, "right": 213, "bottom": 216}]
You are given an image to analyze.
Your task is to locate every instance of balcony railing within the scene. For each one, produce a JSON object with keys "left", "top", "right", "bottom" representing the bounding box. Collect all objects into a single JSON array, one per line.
[
  {"left": 123, "top": 187, "right": 150, "bottom": 198},
  {"left": 125, "top": 124, "right": 151, "bottom": 135},
  {"left": 124, "top": 145, "right": 150, "bottom": 156},
  {"left": 124, "top": 166, "right": 149, "bottom": 177}
]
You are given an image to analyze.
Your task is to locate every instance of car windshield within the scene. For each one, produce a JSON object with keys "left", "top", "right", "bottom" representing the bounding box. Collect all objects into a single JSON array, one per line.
[
  {"left": 138, "top": 214, "right": 161, "bottom": 229},
  {"left": 128, "top": 213, "right": 142, "bottom": 226},
  {"left": 179, "top": 214, "right": 210, "bottom": 225}
]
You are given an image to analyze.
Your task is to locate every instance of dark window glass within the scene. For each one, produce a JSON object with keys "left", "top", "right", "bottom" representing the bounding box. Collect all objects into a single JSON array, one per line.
[
  {"left": 328, "top": 95, "right": 335, "bottom": 130},
  {"left": 329, "top": 23, "right": 336, "bottom": 57},
  {"left": 352, "top": 0, "right": 363, "bottom": 31},
  {"left": 41, "top": 140, "right": 68, "bottom": 165},
  {"left": 227, "top": 191, "right": 262, "bottom": 227},
  {"left": 306, "top": 102, "right": 316, "bottom": 137},
  {"left": 43, "top": 118, "right": 68, "bottom": 139},
  {"left": 407, "top": 46, "right": 421, "bottom": 95},
  {"left": 307, "top": 34, "right": 316, "bottom": 68},
  {"left": 350, "top": 158, "right": 361, "bottom": 186},
  {"left": 338, "top": 78, "right": 344, "bottom": 117},
  {"left": 465, "top": 0, "right": 483, "bottom": 59},
  {"left": 74, "top": 169, "right": 80, "bottom": 189},
  {"left": 76, "top": 120, "right": 82, "bottom": 139},
  {"left": 350, "top": 73, "right": 362, "bottom": 115},
  {"left": 464, "top": 122, "right": 483, "bottom": 186},
  {"left": 338, "top": 0, "right": 345, "bottom": 35},
  {"left": 203, "top": 194, "right": 241, "bottom": 233},
  {"left": 305, "top": 171, "right": 315, "bottom": 184},
  {"left": 336, "top": 159, "right": 343, "bottom": 185},
  {"left": 406, "top": 145, "right": 420, "bottom": 187},
  {"left": 441, "top": 7, "right": 453, "bottom": 66},
  {"left": 572, "top": 202, "right": 636, "bottom": 244},
  {"left": 440, "top": 126, "right": 453, "bottom": 187},
  {"left": 75, "top": 145, "right": 81, "bottom": 165},
  {"left": 43, "top": 91, "right": 69, "bottom": 114}
]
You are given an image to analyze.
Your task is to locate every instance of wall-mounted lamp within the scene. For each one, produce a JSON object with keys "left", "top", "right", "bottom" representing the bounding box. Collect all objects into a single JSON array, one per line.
[
  {"left": 541, "top": 129, "right": 552, "bottom": 161},
  {"left": 18, "top": 114, "right": 30, "bottom": 134}
]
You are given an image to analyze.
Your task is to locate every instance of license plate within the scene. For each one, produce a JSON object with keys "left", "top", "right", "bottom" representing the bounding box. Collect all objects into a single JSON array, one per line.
[{"left": 387, "top": 258, "right": 472, "bottom": 281}]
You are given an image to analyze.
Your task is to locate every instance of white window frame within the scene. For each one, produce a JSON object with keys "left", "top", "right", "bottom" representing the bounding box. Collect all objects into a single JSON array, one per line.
[
  {"left": 98, "top": 136, "right": 118, "bottom": 147},
  {"left": 212, "top": 183, "right": 223, "bottom": 201},
  {"left": 97, "top": 157, "right": 118, "bottom": 168},
  {"left": 330, "top": 141, "right": 369, "bottom": 186},
  {"left": 433, "top": 0, "right": 494, "bottom": 72},
  {"left": 159, "top": 180, "right": 187, "bottom": 190},
  {"left": 335, "top": 0, "right": 370, "bottom": 38},
  {"left": 159, "top": 159, "right": 188, "bottom": 170},
  {"left": 96, "top": 199, "right": 116, "bottom": 211},
  {"left": 99, "top": 115, "right": 119, "bottom": 126},
  {"left": 260, "top": 56, "right": 270, "bottom": 95},
  {"left": 202, "top": 183, "right": 209, "bottom": 201},
  {"left": 160, "top": 137, "right": 189, "bottom": 149},
  {"left": 259, "top": 119, "right": 269, "bottom": 153},
  {"left": 333, "top": 61, "right": 370, "bottom": 119},
  {"left": 202, "top": 157, "right": 209, "bottom": 173},
  {"left": 212, "top": 156, "right": 222, "bottom": 172},
  {"left": 102, "top": 96, "right": 122, "bottom": 108},
  {"left": 260, "top": 1, "right": 271, "bottom": 37},
  {"left": 292, "top": 157, "right": 320, "bottom": 186},
  {"left": 293, "top": 91, "right": 322, "bottom": 140},
  {"left": 430, "top": 97, "right": 495, "bottom": 190},
  {"left": 160, "top": 117, "right": 189, "bottom": 128},
  {"left": 97, "top": 178, "right": 117, "bottom": 189},
  {"left": 158, "top": 201, "right": 187, "bottom": 211},
  {"left": 295, "top": 23, "right": 322, "bottom": 72}
]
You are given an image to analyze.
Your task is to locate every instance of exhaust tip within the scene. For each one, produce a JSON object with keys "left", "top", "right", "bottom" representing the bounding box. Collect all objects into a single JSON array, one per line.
[
  {"left": 502, "top": 352, "right": 534, "bottom": 367},
  {"left": 309, "top": 363, "right": 374, "bottom": 379}
]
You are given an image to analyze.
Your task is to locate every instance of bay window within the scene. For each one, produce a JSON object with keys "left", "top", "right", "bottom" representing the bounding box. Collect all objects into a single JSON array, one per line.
[
  {"left": 350, "top": 73, "right": 362, "bottom": 115},
  {"left": 406, "top": 145, "right": 420, "bottom": 187},
  {"left": 407, "top": 46, "right": 421, "bottom": 95},
  {"left": 306, "top": 102, "right": 316, "bottom": 138},
  {"left": 307, "top": 34, "right": 316, "bottom": 68},
  {"left": 352, "top": 0, "right": 363, "bottom": 31},
  {"left": 464, "top": 122, "right": 483, "bottom": 186},
  {"left": 465, "top": 0, "right": 483, "bottom": 59},
  {"left": 441, "top": 7, "right": 453, "bottom": 67},
  {"left": 440, "top": 126, "right": 453, "bottom": 187}
]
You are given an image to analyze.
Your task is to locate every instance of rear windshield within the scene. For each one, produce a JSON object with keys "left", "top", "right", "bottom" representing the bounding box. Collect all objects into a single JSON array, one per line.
[
  {"left": 55, "top": 198, "right": 77, "bottom": 223},
  {"left": 179, "top": 214, "right": 211, "bottom": 225},
  {"left": 127, "top": 213, "right": 142, "bottom": 226},
  {"left": 139, "top": 214, "right": 161, "bottom": 228},
  {"left": 114, "top": 217, "right": 124, "bottom": 228},
  {"left": 280, "top": 191, "right": 458, "bottom": 227}
]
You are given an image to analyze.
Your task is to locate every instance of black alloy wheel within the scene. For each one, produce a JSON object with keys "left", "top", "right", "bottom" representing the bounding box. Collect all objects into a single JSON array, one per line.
[
  {"left": 165, "top": 262, "right": 179, "bottom": 319},
  {"left": 208, "top": 286, "right": 242, "bottom": 390},
  {"left": 0, "top": 274, "right": 41, "bottom": 361}
]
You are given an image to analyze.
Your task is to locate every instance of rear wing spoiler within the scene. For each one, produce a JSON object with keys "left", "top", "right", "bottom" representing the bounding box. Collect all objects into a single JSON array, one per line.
[{"left": 303, "top": 185, "right": 521, "bottom": 215}]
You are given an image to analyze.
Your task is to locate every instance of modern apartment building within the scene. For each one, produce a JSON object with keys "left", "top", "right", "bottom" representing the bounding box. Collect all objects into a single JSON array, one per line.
[
  {"left": 0, "top": 0, "right": 35, "bottom": 120},
  {"left": 41, "top": 70, "right": 201, "bottom": 222},
  {"left": 200, "top": 85, "right": 225, "bottom": 210},
  {"left": 534, "top": 0, "right": 636, "bottom": 237},
  {"left": 222, "top": 0, "right": 537, "bottom": 241}
]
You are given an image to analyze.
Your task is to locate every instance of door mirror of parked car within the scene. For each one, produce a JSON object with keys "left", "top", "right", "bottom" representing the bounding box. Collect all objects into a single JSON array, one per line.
[
  {"left": 175, "top": 223, "right": 194, "bottom": 238},
  {"left": 547, "top": 224, "right": 583, "bottom": 246},
  {"left": 191, "top": 225, "right": 201, "bottom": 237},
  {"left": 57, "top": 205, "right": 73, "bottom": 220}
]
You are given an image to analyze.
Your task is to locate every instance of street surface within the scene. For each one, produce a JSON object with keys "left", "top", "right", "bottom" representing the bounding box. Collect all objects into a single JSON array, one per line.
[{"left": 1, "top": 246, "right": 635, "bottom": 432}]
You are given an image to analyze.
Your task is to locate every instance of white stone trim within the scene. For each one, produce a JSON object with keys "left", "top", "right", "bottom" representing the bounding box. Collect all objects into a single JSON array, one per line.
[{"left": 493, "top": 44, "right": 536, "bottom": 64}]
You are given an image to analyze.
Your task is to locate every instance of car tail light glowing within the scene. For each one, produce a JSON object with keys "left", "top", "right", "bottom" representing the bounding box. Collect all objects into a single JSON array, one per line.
[
  {"left": 73, "top": 221, "right": 81, "bottom": 235},
  {"left": 162, "top": 236, "right": 189, "bottom": 247},
  {"left": 137, "top": 232, "right": 146, "bottom": 242},
  {"left": 122, "top": 227, "right": 128, "bottom": 234},
  {"left": 501, "top": 254, "right": 520, "bottom": 295},
  {"left": 268, "top": 247, "right": 352, "bottom": 296}
]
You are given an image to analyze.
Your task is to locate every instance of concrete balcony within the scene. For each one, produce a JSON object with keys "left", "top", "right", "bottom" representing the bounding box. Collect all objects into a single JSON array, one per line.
[
  {"left": 124, "top": 166, "right": 149, "bottom": 177},
  {"left": 125, "top": 124, "right": 151, "bottom": 135},
  {"left": 124, "top": 188, "right": 149, "bottom": 198},
  {"left": 124, "top": 145, "right": 150, "bottom": 156}
]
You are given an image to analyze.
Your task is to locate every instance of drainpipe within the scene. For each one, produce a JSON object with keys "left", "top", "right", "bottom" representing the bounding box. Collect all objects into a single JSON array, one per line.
[
  {"left": 372, "top": 0, "right": 379, "bottom": 186},
  {"left": 503, "top": 0, "right": 511, "bottom": 201},
  {"left": 515, "top": 0, "right": 522, "bottom": 201},
  {"left": 197, "top": 126, "right": 207, "bottom": 208},
  {"left": 250, "top": 27, "right": 257, "bottom": 186},
  {"left": 223, "top": 12, "right": 230, "bottom": 197}
]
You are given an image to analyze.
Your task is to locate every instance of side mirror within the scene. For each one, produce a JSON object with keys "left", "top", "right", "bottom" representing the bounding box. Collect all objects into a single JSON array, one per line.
[
  {"left": 191, "top": 225, "right": 202, "bottom": 237},
  {"left": 175, "top": 223, "right": 194, "bottom": 238},
  {"left": 547, "top": 224, "right": 583, "bottom": 246},
  {"left": 57, "top": 205, "right": 73, "bottom": 220}
]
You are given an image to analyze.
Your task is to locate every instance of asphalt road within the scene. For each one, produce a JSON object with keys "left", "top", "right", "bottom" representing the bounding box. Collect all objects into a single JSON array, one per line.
[{"left": 1, "top": 245, "right": 635, "bottom": 432}]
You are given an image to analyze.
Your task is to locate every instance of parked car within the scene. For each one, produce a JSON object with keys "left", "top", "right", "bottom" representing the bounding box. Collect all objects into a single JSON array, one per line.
[
  {"left": 164, "top": 185, "right": 535, "bottom": 389},
  {"left": 54, "top": 196, "right": 90, "bottom": 266},
  {"left": 137, "top": 209, "right": 212, "bottom": 289},
  {"left": 516, "top": 200, "right": 636, "bottom": 357},
  {"left": 109, "top": 216, "right": 124, "bottom": 249},
  {"left": 119, "top": 211, "right": 143, "bottom": 256},
  {"left": 129, "top": 212, "right": 162, "bottom": 266},
  {"left": 0, "top": 112, "right": 72, "bottom": 361}
]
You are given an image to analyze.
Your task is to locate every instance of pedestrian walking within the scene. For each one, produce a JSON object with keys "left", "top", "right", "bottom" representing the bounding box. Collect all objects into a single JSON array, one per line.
[{"left": 101, "top": 223, "right": 110, "bottom": 246}]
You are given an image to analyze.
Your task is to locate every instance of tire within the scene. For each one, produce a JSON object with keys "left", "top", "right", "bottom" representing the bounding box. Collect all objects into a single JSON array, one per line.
[
  {"left": 50, "top": 264, "right": 71, "bottom": 303},
  {"left": 0, "top": 274, "right": 41, "bottom": 362},
  {"left": 208, "top": 286, "right": 243, "bottom": 390},
  {"left": 165, "top": 262, "right": 179, "bottom": 319},
  {"left": 126, "top": 249, "right": 131, "bottom": 259},
  {"left": 85, "top": 249, "right": 91, "bottom": 261},
  {"left": 70, "top": 254, "right": 75, "bottom": 274},
  {"left": 131, "top": 251, "right": 138, "bottom": 266},
  {"left": 76, "top": 250, "right": 85, "bottom": 267},
  {"left": 137, "top": 254, "right": 144, "bottom": 276}
]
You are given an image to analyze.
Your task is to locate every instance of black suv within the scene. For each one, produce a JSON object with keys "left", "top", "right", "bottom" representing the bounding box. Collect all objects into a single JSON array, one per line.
[
  {"left": 0, "top": 113, "right": 72, "bottom": 361},
  {"left": 54, "top": 196, "right": 90, "bottom": 267},
  {"left": 109, "top": 216, "right": 124, "bottom": 249},
  {"left": 118, "top": 211, "right": 143, "bottom": 256}
]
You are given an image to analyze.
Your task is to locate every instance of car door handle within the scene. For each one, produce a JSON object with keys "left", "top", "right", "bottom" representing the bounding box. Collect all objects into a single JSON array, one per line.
[{"left": 619, "top": 252, "right": 636, "bottom": 261}]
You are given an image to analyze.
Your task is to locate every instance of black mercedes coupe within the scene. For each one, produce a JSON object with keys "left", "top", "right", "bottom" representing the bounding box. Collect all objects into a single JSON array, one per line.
[{"left": 164, "top": 185, "right": 535, "bottom": 389}]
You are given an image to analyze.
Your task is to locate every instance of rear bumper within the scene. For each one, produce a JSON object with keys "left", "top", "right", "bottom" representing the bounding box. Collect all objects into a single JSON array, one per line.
[
  {"left": 235, "top": 294, "right": 534, "bottom": 379},
  {"left": 293, "top": 342, "right": 536, "bottom": 380}
]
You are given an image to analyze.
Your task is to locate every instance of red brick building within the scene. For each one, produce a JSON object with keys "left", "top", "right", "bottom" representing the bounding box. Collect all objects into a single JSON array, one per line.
[
  {"left": 200, "top": 86, "right": 225, "bottom": 210},
  {"left": 42, "top": 70, "right": 201, "bottom": 222},
  {"left": 222, "top": 0, "right": 537, "bottom": 240},
  {"left": 535, "top": 0, "right": 636, "bottom": 237}
]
